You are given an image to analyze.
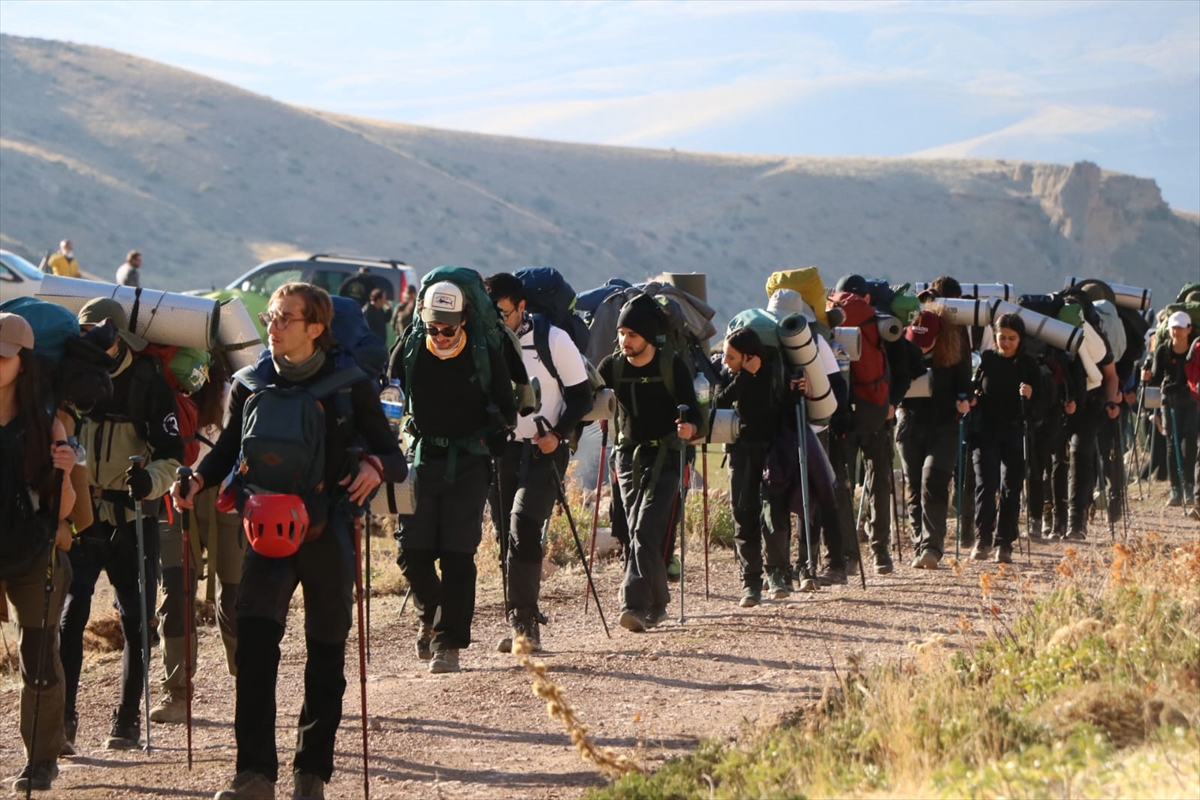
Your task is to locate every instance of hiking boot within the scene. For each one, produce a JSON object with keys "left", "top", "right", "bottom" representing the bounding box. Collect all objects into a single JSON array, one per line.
[
  {"left": 766, "top": 568, "right": 791, "bottom": 600},
  {"left": 149, "top": 691, "right": 188, "bottom": 724},
  {"left": 428, "top": 648, "right": 460, "bottom": 674},
  {"left": 1065, "top": 529, "right": 1087, "bottom": 542},
  {"left": 292, "top": 770, "right": 325, "bottom": 800},
  {"left": 10, "top": 760, "right": 58, "bottom": 792},
  {"left": 970, "top": 543, "right": 992, "bottom": 561},
  {"left": 498, "top": 617, "right": 542, "bottom": 654},
  {"left": 666, "top": 555, "right": 681, "bottom": 582},
  {"left": 214, "top": 770, "right": 276, "bottom": 800},
  {"left": 1167, "top": 494, "right": 1182, "bottom": 507},
  {"left": 995, "top": 545, "right": 1014, "bottom": 564},
  {"left": 738, "top": 587, "right": 761, "bottom": 608},
  {"left": 104, "top": 708, "right": 140, "bottom": 750},
  {"left": 795, "top": 566, "right": 818, "bottom": 593},
  {"left": 911, "top": 551, "right": 940, "bottom": 570},
  {"left": 619, "top": 609, "right": 649, "bottom": 632},
  {"left": 414, "top": 623, "right": 433, "bottom": 662},
  {"left": 60, "top": 713, "right": 78, "bottom": 757},
  {"left": 646, "top": 607, "right": 668, "bottom": 628},
  {"left": 817, "top": 564, "right": 848, "bottom": 586},
  {"left": 873, "top": 551, "right": 894, "bottom": 575},
  {"left": 1189, "top": 507, "right": 1200, "bottom": 521}
]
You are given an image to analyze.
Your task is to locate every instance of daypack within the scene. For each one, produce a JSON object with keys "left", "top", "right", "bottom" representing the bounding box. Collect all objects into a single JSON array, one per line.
[
  {"left": 0, "top": 297, "right": 113, "bottom": 411},
  {"left": 828, "top": 291, "right": 889, "bottom": 408},
  {"left": 399, "top": 266, "right": 528, "bottom": 432},
  {"left": 0, "top": 418, "right": 55, "bottom": 581},
  {"left": 515, "top": 267, "right": 591, "bottom": 355},
  {"left": 234, "top": 360, "right": 366, "bottom": 512},
  {"left": 141, "top": 344, "right": 211, "bottom": 467},
  {"left": 330, "top": 294, "right": 388, "bottom": 385}
]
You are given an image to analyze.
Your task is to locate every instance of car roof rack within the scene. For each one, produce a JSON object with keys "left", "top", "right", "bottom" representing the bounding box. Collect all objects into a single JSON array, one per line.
[{"left": 307, "top": 254, "right": 408, "bottom": 268}]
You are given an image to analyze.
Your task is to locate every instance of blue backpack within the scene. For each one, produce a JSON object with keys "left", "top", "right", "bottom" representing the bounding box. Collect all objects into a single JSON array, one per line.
[{"left": 330, "top": 294, "right": 388, "bottom": 386}]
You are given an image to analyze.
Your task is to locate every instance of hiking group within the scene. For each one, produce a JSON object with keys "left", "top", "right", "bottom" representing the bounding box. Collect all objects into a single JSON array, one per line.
[{"left": 1, "top": 262, "right": 1197, "bottom": 799}]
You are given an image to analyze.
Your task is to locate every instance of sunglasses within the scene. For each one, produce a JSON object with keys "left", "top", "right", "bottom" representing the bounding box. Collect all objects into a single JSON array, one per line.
[{"left": 427, "top": 324, "right": 460, "bottom": 338}]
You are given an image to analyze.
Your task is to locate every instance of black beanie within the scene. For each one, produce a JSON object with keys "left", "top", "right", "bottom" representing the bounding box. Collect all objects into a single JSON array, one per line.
[{"left": 617, "top": 294, "right": 664, "bottom": 344}]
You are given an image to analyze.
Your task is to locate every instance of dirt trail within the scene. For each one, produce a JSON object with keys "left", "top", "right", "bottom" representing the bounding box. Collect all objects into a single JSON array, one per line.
[{"left": 1, "top": 482, "right": 1192, "bottom": 799}]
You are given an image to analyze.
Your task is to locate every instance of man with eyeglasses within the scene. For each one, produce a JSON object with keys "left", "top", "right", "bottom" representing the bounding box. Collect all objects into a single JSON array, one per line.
[
  {"left": 389, "top": 279, "right": 518, "bottom": 675},
  {"left": 483, "top": 273, "right": 592, "bottom": 653}
]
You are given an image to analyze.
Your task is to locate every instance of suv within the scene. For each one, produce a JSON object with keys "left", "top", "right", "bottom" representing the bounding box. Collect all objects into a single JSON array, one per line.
[{"left": 227, "top": 254, "right": 416, "bottom": 303}]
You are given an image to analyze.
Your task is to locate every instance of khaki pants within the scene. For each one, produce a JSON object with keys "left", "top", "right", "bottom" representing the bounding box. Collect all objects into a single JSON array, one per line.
[
  {"left": 4, "top": 549, "right": 70, "bottom": 763},
  {"left": 157, "top": 487, "right": 244, "bottom": 695}
]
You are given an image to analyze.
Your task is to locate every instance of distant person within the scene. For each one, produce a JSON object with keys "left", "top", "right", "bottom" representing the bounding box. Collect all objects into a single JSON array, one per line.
[
  {"left": 363, "top": 288, "right": 389, "bottom": 342},
  {"left": 115, "top": 250, "right": 142, "bottom": 288},
  {"left": 46, "top": 240, "right": 80, "bottom": 278},
  {"left": 392, "top": 285, "right": 417, "bottom": 338}
]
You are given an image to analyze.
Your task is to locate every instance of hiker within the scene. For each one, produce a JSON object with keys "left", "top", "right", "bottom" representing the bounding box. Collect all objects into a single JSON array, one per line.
[
  {"left": 827, "top": 275, "right": 897, "bottom": 574},
  {"left": 46, "top": 240, "right": 80, "bottom": 278},
  {"left": 1, "top": 313, "right": 77, "bottom": 793},
  {"left": 115, "top": 250, "right": 142, "bottom": 288},
  {"left": 172, "top": 282, "right": 405, "bottom": 799},
  {"left": 968, "top": 313, "right": 1044, "bottom": 563},
  {"left": 389, "top": 276, "right": 519, "bottom": 674},
  {"left": 1143, "top": 310, "right": 1198, "bottom": 510},
  {"left": 392, "top": 285, "right": 417, "bottom": 338},
  {"left": 895, "top": 310, "right": 971, "bottom": 568},
  {"left": 58, "top": 299, "right": 183, "bottom": 752},
  {"left": 151, "top": 353, "right": 243, "bottom": 724},
  {"left": 484, "top": 272, "right": 592, "bottom": 651},
  {"left": 597, "top": 294, "right": 701, "bottom": 632},
  {"left": 363, "top": 288, "right": 390, "bottom": 342},
  {"left": 712, "top": 327, "right": 795, "bottom": 603}
]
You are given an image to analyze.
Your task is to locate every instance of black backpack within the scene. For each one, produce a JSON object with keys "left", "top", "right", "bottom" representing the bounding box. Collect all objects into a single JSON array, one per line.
[
  {"left": 514, "top": 267, "right": 590, "bottom": 355},
  {"left": 0, "top": 420, "right": 54, "bottom": 581}
]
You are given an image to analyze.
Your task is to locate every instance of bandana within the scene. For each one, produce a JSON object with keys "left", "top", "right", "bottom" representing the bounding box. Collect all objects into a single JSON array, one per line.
[{"left": 426, "top": 329, "right": 468, "bottom": 360}]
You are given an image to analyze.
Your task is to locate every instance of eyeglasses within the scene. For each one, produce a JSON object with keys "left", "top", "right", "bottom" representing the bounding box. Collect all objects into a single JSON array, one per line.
[
  {"left": 499, "top": 306, "right": 519, "bottom": 320},
  {"left": 427, "top": 324, "right": 460, "bottom": 338},
  {"left": 258, "top": 311, "right": 303, "bottom": 330}
]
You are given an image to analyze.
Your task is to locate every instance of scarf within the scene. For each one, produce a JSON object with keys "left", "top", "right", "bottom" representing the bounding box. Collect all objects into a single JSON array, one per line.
[
  {"left": 273, "top": 348, "right": 326, "bottom": 383},
  {"left": 516, "top": 313, "right": 534, "bottom": 338},
  {"left": 426, "top": 330, "right": 468, "bottom": 360}
]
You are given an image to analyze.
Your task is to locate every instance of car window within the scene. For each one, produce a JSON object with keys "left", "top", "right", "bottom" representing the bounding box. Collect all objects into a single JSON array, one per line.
[
  {"left": 0, "top": 264, "right": 17, "bottom": 282},
  {"left": 0, "top": 251, "right": 42, "bottom": 281},
  {"left": 311, "top": 269, "right": 350, "bottom": 298},
  {"left": 242, "top": 267, "right": 302, "bottom": 295}
]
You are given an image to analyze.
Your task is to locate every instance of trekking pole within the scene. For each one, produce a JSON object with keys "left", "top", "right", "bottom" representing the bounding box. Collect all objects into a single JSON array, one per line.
[
  {"left": 1093, "top": 439, "right": 1116, "bottom": 542},
  {"left": 535, "top": 418, "right": 611, "bottom": 637},
  {"left": 1020, "top": 400, "right": 1032, "bottom": 563},
  {"left": 26, "top": 443, "right": 68, "bottom": 800},
  {"left": 365, "top": 511, "right": 372, "bottom": 662},
  {"left": 887, "top": 440, "right": 903, "bottom": 563},
  {"left": 1112, "top": 414, "right": 1130, "bottom": 541},
  {"left": 175, "top": 466, "right": 195, "bottom": 770},
  {"left": 796, "top": 398, "right": 817, "bottom": 577},
  {"left": 955, "top": 397, "right": 967, "bottom": 561},
  {"left": 850, "top": 449, "right": 868, "bottom": 590},
  {"left": 1129, "top": 387, "right": 1145, "bottom": 501},
  {"left": 345, "top": 447, "right": 371, "bottom": 800},
  {"left": 890, "top": 422, "right": 906, "bottom": 562},
  {"left": 701, "top": 442, "right": 710, "bottom": 600},
  {"left": 1168, "top": 406, "right": 1190, "bottom": 516},
  {"left": 676, "top": 404, "right": 689, "bottom": 624},
  {"left": 487, "top": 406, "right": 511, "bottom": 622},
  {"left": 128, "top": 455, "right": 153, "bottom": 752},
  {"left": 584, "top": 420, "right": 607, "bottom": 613}
]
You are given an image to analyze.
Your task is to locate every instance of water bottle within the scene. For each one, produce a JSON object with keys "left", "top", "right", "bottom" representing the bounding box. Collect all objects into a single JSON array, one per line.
[{"left": 380, "top": 380, "right": 405, "bottom": 435}]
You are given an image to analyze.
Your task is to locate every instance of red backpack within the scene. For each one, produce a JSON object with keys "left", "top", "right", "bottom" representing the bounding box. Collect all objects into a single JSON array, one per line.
[
  {"left": 140, "top": 344, "right": 203, "bottom": 467},
  {"left": 829, "top": 291, "right": 889, "bottom": 407}
]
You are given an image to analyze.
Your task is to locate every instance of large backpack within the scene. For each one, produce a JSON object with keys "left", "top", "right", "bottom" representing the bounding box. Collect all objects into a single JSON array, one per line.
[
  {"left": 141, "top": 344, "right": 212, "bottom": 467},
  {"left": 330, "top": 294, "right": 389, "bottom": 385},
  {"left": 828, "top": 291, "right": 889, "bottom": 408},
  {"left": 399, "top": 266, "right": 528, "bottom": 429},
  {"left": 514, "top": 267, "right": 590, "bottom": 355},
  {"left": 0, "top": 297, "right": 114, "bottom": 412}
]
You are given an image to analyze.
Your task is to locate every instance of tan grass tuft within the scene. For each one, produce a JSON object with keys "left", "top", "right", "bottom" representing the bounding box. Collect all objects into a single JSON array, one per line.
[
  {"left": 1035, "top": 684, "right": 1152, "bottom": 748},
  {"left": 513, "top": 635, "right": 645, "bottom": 779},
  {"left": 1047, "top": 617, "right": 1103, "bottom": 650}
]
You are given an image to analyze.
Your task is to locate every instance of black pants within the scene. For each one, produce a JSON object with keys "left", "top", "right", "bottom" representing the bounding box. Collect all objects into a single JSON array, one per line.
[
  {"left": 396, "top": 450, "right": 490, "bottom": 651},
  {"left": 486, "top": 441, "right": 568, "bottom": 621},
  {"left": 1059, "top": 399, "right": 1101, "bottom": 534},
  {"left": 234, "top": 502, "right": 355, "bottom": 783},
  {"left": 727, "top": 442, "right": 790, "bottom": 589},
  {"left": 972, "top": 427, "right": 1025, "bottom": 548},
  {"left": 615, "top": 446, "right": 678, "bottom": 617},
  {"left": 1027, "top": 415, "right": 1060, "bottom": 529},
  {"left": 1164, "top": 400, "right": 1199, "bottom": 501},
  {"left": 829, "top": 425, "right": 893, "bottom": 556},
  {"left": 60, "top": 513, "right": 160, "bottom": 719},
  {"left": 896, "top": 412, "right": 958, "bottom": 559}
]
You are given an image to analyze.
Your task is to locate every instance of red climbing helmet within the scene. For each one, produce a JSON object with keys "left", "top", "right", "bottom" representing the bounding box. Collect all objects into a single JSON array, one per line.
[{"left": 242, "top": 493, "right": 308, "bottom": 558}]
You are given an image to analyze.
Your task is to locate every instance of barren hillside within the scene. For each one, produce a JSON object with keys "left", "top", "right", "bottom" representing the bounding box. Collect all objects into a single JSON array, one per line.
[{"left": 2, "top": 33, "right": 1197, "bottom": 326}]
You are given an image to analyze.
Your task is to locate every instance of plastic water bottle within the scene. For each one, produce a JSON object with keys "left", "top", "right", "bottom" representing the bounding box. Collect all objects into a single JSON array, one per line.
[{"left": 380, "top": 380, "right": 405, "bottom": 434}]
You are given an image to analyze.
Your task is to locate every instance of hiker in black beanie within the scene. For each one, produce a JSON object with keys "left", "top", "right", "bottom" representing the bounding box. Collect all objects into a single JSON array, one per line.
[{"left": 597, "top": 294, "right": 701, "bottom": 632}]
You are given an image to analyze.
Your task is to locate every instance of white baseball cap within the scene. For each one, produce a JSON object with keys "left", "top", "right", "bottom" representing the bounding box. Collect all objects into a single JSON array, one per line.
[
  {"left": 420, "top": 281, "right": 464, "bottom": 326},
  {"left": 1168, "top": 310, "right": 1193, "bottom": 329}
]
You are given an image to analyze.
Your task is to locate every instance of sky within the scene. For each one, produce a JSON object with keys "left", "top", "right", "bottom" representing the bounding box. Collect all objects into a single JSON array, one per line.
[{"left": 2, "top": 0, "right": 1198, "bottom": 209}]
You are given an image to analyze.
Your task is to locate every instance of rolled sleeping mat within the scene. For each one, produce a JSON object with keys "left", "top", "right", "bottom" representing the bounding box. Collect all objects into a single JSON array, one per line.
[
  {"left": 930, "top": 297, "right": 993, "bottom": 328},
  {"left": 777, "top": 313, "right": 839, "bottom": 421},
  {"left": 832, "top": 326, "right": 861, "bottom": 361},
  {"left": 218, "top": 297, "right": 266, "bottom": 372},
  {"left": 1142, "top": 386, "right": 1162, "bottom": 410},
  {"left": 1064, "top": 277, "right": 1152, "bottom": 312},
  {"left": 581, "top": 387, "right": 617, "bottom": 422},
  {"left": 905, "top": 372, "right": 931, "bottom": 399},
  {"left": 915, "top": 282, "right": 1015, "bottom": 301},
  {"left": 37, "top": 275, "right": 220, "bottom": 350},
  {"left": 877, "top": 314, "right": 903, "bottom": 343},
  {"left": 706, "top": 408, "right": 741, "bottom": 445},
  {"left": 991, "top": 300, "right": 1083, "bottom": 355}
]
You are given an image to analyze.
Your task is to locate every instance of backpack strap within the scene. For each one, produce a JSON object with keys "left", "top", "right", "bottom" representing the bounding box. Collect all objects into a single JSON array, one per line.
[{"left": 529, "top": 313, "right": 563, "bottom": 391}]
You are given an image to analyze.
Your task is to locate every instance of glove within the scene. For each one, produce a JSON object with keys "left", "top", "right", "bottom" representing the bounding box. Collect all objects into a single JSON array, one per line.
[
  {"left": 487, "top": 428, "right": 511, "bottom": 458},
  {"left": 125, "top": 465, "right": 154, "bottom": 500}
]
